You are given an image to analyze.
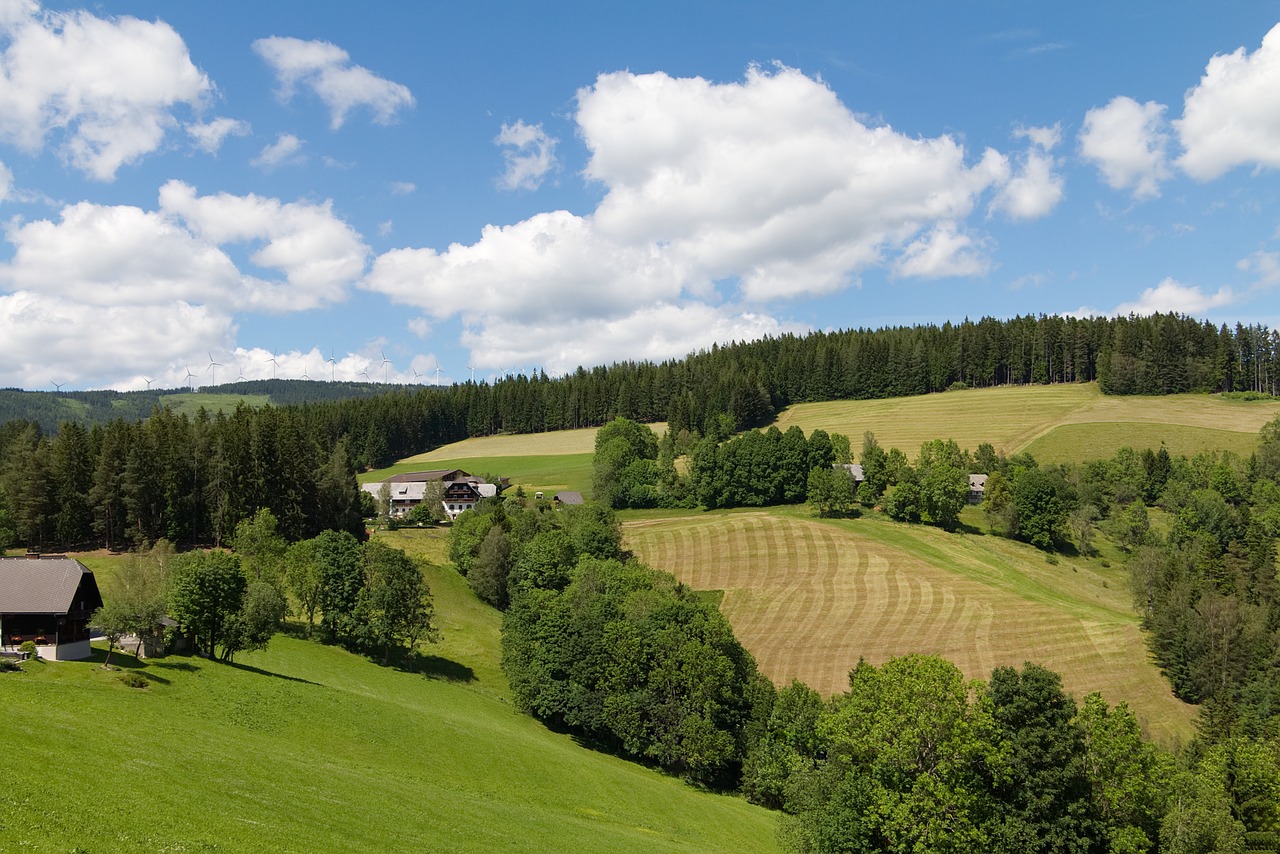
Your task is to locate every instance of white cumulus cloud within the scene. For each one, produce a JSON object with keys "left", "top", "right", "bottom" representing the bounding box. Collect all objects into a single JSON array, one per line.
[
  {"left": 0, "top": 182, "right": 368, "bottom": 387},
  {"left": 253, "top": 35, "right": 414, "bottom": 129},
  {"left": 0, "top": 1, "right": 211, "bottom": 180},
  {"left": 1176, "top": 23, "right": 1280, "bottom": 180},
  {"left": 252, "top": 132, "right": 305, "bottom": 171},
  {"left": 1079, "top": 96, "right": 1172, "bottom": 199},
  {"left": 990, "top": 125, "right": 1064, "bottom": 220},
  {"left": 186, "top": 116, "right": 250, "bottom": 153},
  {"left": 495, "top": 120, "right": 557, "bottom": 190},
  {"left": 1112, "top": 277, "right": 1236, "bottom": 316},
  {"left": 364, "top": 64, "right": 1043, "bottom": 372}
]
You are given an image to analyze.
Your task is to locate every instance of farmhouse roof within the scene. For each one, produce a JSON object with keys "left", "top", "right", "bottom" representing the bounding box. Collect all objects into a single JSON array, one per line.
[
  {"left": 969, "top": 474, "right": 988, "bottom": 491},
  {"left": 554, "top": 491, "right": 584, "bottom": 505},
  {"left": 837, "top": 463, "right": 865, "bottom": 481},
  {"left": 0, "top": 556, "right": 103, "bottom": 615}
]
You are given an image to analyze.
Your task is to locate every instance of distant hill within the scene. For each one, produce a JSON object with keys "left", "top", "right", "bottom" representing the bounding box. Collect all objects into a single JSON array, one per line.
[{"left": 0, "top": 379, "right": 416, "bottom": 433}]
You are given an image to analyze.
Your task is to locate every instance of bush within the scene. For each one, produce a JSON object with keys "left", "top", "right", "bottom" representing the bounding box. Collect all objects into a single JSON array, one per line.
[
  {"left": 19, "top": 640, "right": 36, "bottom": 658},
  {"left": 117, "top": 671, "right": 148, "bottom": 689},
  {"left": 0, "top": 658, "right": 22, "bottom": 672}
]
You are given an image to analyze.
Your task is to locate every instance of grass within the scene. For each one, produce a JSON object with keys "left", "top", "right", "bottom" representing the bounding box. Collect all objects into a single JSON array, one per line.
[
  {"left": 363, "top": 453, "right": 594, "bottom": 497},
  {"left": 772, "top": 383, "right": 1280, "bottom": 461},
  {"left": 0, "top": 534, "right": 779, "bottom": 853},
  {"left": 400, "top": 423, "right": 667, "bottom": 463},
  {"left": 622, "top": 507, "right": 1197, "bottom": 746},
  {"left": 160, "top": 392, "right": 273, "bottom": 416}
]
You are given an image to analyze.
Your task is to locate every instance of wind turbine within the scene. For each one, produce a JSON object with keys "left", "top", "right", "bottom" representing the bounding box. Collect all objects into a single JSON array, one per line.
[
  {"left": 433, "top": 359, "right": 443, "bottom": 387},
  {"left": 466, "top": 364, "right": 476, "bottom": 383},
  {"left": 326, "top": 351, "right": 336, "bottom": 382},
  {"left": 266, "top": 356, "right": 279, "bottom": 379},
  {"left": 379, "top": 350, "right": 391, "bottom": 384},
  {"left": 143, "top": 377, "right": 154, "bottom": 390},
  {"left": 206, "top": 352, "right": 222, "bottom": 387},
  {"left": 236, "top": 364, "right": 247, "bottom": 382},
  {"left": 358, "top": 366, "right": 371, "bottom": 382},
  {"left": 412, "top": 367, "right": 423, "bottom": 383},
  {"left": 52, "top": 381, "right": 63, "bottom": 393},
  {"left": 184, "top": 366, "right": 197, "bottom": 390},
  {"left": 300, "top": 363, "right": 310, "bottom": 381}
]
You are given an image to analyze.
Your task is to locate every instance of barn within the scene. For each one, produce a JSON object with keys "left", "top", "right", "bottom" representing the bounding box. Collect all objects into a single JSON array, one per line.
[{"left": 0, "top": 555, "right": 103, "bottom": 661}]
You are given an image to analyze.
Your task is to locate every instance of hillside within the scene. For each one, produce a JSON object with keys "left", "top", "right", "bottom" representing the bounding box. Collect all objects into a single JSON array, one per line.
[
  {"left": 771, "top": 383, "right": 1280, "bottom": 463},
  {"left": 0, "top": 379, "right": 409, "bottom": 433},
  {"left": 622, "top": 507, "right": 1197, "bottom": 745},
  {"left": 0, "top": 534, "right": 778, "bottom": 853}
]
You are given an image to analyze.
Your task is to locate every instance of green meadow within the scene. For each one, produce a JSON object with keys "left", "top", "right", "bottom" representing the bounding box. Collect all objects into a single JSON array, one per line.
[
  {"left": 0, "top": 531, "right": 778, "bottom": 853},
  {"left": 161, "top": 391, "right": 273, "bottom": 416},
  {"left": 772, "top": 383, "right": 1280, "bottom": 462},
  {"left": 362, "top": 452, "right": 594, "bottom": 497}
]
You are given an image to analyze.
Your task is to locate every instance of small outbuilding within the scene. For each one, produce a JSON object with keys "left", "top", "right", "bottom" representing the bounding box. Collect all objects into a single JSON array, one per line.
[
  {"left": 968, "top": 474, "right": 989, "bottom": 504},
  {"left": 0, "top": 555, "right": 103, "bottom": 661},
  {"left": 553, "top": 491, "right": 584, "bottom": 506}
]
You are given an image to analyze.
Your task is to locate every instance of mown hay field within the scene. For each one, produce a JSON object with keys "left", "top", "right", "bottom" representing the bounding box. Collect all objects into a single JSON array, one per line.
[
  {"left": 624, "top": 509, "right": 1197, "bottom": 744},
  {"left": 772, "top": 383, "right": 1280, "bottom": 462},
  {"left": 402, "top": 422, "right": 667, "bottom": 462}
]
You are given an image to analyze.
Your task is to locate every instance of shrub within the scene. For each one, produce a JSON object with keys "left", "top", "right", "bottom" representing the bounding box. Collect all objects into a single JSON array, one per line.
[
  {"left": 117, "top": 671, "right": 149, "bottom": 689},
  {"left": 19, "top": 641, "right": 36, "bottom": 659},
  {"left": 0, "top": 658, "right": 22, "bottom": 672}
]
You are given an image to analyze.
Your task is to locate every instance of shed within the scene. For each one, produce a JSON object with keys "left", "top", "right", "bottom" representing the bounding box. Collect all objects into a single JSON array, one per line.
[
  {"left": 968, "top": 473, "right": 989, "bottom": 504},
  {"left": 554, "top": 491, "right": 585, "bottom": 506},
  {"left": 0, "top": 555, "right": 103, "bottom": 661}
]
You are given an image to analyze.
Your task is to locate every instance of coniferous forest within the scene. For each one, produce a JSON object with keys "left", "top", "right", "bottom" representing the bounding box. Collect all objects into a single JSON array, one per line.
[{"left": 0, "top": 311, "right": 1278, "bottom": 554}]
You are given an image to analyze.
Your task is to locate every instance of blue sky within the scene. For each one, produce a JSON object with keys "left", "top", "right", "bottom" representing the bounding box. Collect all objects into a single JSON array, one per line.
[{"left": 2, "top": 1, "right": 1280, "bottom": 390}]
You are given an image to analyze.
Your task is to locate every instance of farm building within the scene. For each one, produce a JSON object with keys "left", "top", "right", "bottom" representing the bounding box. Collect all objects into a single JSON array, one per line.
[
  {"left": 968, "top": 473, "right": 988, "bottom": 504},
  {"left": 0, "top": 555, "right": 103, "bottom": 661},
  {"left": 362, "top": 470, "right": 499, "bottom": 520},
  {"left": 836, "top": 463, "right": 865, "bottom": 484},
  {"left": 554, "top": 491, "right": 584, "bottom": 506}
]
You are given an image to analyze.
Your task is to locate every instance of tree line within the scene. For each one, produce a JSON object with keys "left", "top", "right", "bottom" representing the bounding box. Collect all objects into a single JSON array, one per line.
[{"left": 95, "top": 508, "right": 436, "bottom": 667}]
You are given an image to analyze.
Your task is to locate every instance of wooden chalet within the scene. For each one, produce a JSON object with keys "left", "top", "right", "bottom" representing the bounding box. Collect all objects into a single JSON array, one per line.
[{"left": 0, "top": 555, "right": 103, "bottom": 661}]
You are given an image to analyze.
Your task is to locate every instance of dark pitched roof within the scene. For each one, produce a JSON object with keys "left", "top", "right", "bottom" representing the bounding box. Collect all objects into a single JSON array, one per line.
[
  {"left": 554, "top": 491, "right": 584, "bottom": 505},
  {"left": 0, "top": 557, "right": 103, "bottom": 615}
]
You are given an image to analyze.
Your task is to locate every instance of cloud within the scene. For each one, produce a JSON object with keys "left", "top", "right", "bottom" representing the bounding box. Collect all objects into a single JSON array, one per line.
[
  {"left": 389, "top": 180, "right": 416, "bottom": 195},
  {"left": 990, "top": 125, "right": 1064, "bottom": 220},
  {"left": 1079, "top": 96, "right": 1171, "bottom": 199},
  {"left": 0, "top": 1, "right": 211, "bottom": 180},
  {"left": 461, "top": 302, "right": 804, "bottom": 376},
  {"left": 495, "top": 120, "right": 558, "bottom": 190},
  {"left": 893, "top": 224, "right": 990, "bottom": 279},
  {"left": 0, "top": 159, "right": 11, "bottom": 201},
  {"left": 253, "top": 35, "right": 414, "bottom": 129},
  {"left": 1238, "top": 250, "right": 1280, "bottom": 289},
  {"left": 252, "top": 133, "right": 305, "bottom": 170},
  {"left": 0, "top": 183, "right": 368, "bottom": 387},
  {"left": 1176, "top": 23, "right": 1280, "bottom": 180},
  {"left": 364, "top": 64, "right": 1040, "bottom": 372},
  {"left": 186, "top": 117, "right": 250, "bottom": 153},
  {"left": 157, "top": 180, "right": 369, "bottom": 310},
  {"left": 1112, "top": 277, "right": 1235, "bottom": 315}
]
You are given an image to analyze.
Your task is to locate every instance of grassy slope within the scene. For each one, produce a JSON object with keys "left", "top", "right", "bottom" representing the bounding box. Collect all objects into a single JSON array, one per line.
[
  {"left": 159, "top": 392, "right": 273, "bottom": 416},
  {"left": 772, "top": 383, "right": 1280, "bottom": 462},
  {"left": 0, "top": 532, "right": 777, "bottom": 853},
  {"left": 362, "top": 453, "right": 594, "bottom": 497},
  {"left": 623, "top": 507, "right": 1197, "bottom": 745},
  {"left": 360, "top": 423, "right": 669, "bottom": 497}
]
